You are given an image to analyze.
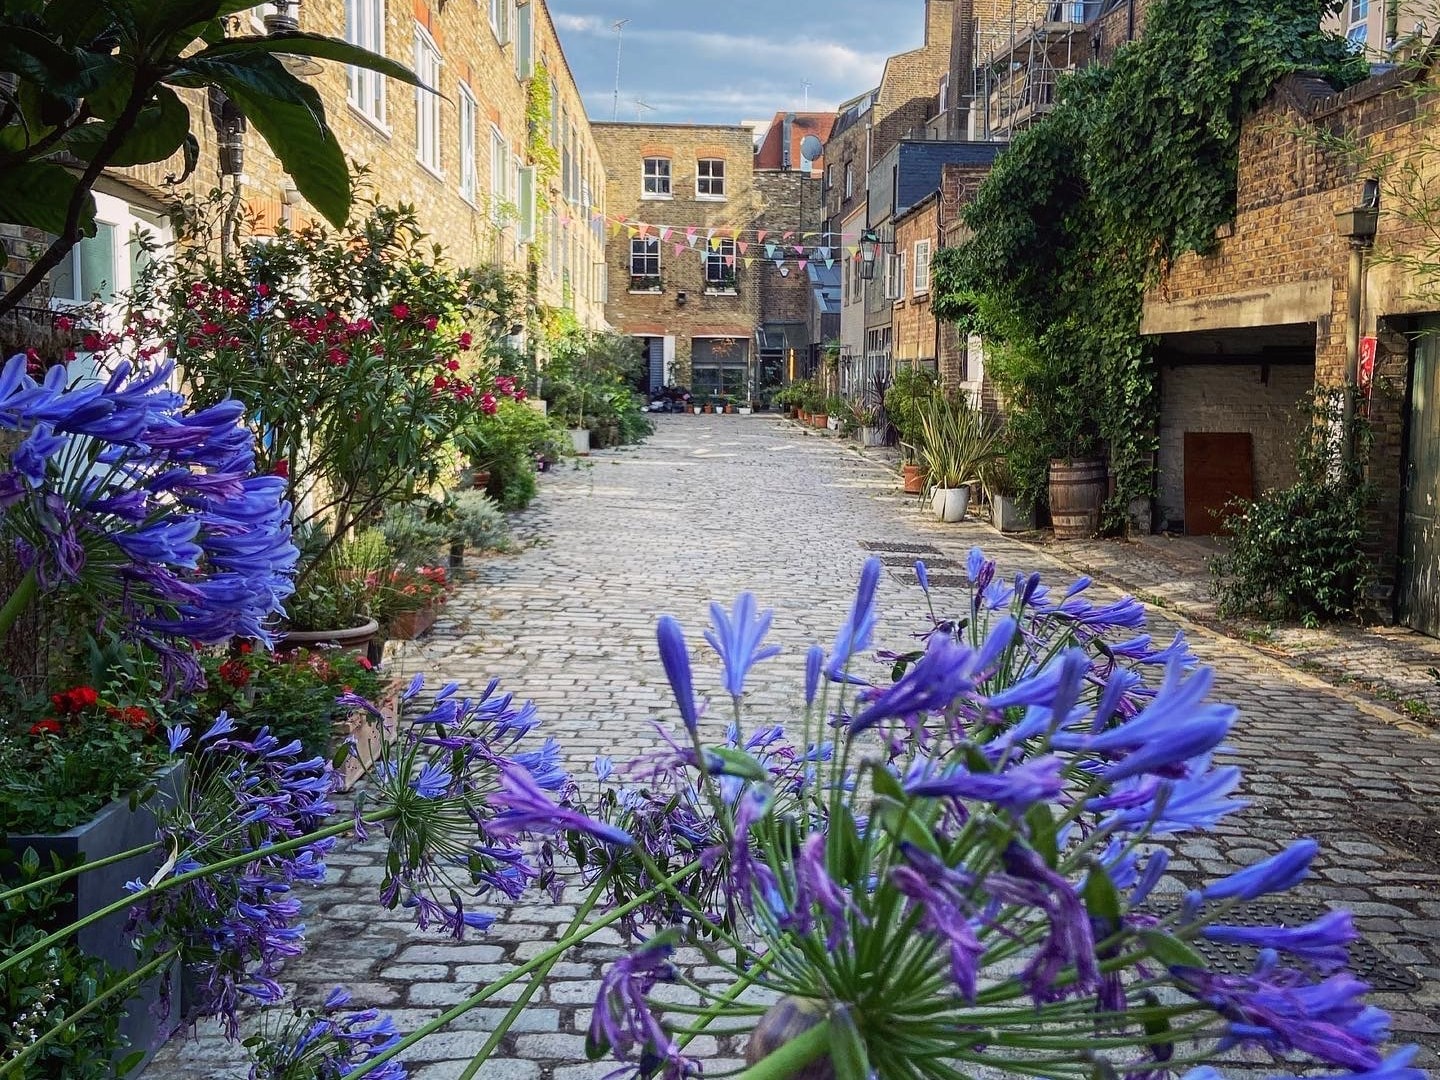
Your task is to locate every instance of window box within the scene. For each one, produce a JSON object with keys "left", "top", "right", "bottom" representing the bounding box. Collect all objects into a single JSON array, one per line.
[
  {"left": 704, "top": 275, "right": 738, "bottom": 296},
  {"left": 629, "top": 275, "right": 663, "bottom": 293}
]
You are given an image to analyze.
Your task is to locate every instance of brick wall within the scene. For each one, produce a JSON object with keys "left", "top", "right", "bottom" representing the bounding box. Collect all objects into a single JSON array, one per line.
[
  {"left": 11, "top": 0, "right": 609, "bottom": 331},
  {"left": 1156, "top": 362, "right": 1314, "bottom": 530},
  {"left": 593, "top": 123, "right": 761, "bottom": 386},
  {"left": 753, "top": 170, "right": 821, "bottom": 332},
  {"left": 1146, "top": 66, "right": 1440, "bottom": 608},
  {"left": 893, "top": 197, "right": 939, "bottom": 365}
]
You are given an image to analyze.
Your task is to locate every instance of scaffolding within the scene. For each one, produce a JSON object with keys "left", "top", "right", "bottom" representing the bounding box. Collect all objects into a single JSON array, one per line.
[{"left": 975, "top": 1, "right": 1100, "bottom": 141}]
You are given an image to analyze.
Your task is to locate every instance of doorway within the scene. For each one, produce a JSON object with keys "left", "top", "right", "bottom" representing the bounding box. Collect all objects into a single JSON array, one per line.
[{"left": 1400, "top": 319, "right": 1440, "bottom": 636}]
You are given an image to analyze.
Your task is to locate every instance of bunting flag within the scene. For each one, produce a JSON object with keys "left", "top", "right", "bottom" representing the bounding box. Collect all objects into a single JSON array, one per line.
[
  {"left": 782, "top": 231, "right": 795, "bottom": 241},
  {"left": 674, "top": 243, "right": 685, "bottom": 256},
  {"left": 724, "top": 254, "right": 735, "bottom": 268},
  {"left": 765, "top": 243, "right": 778, "bottom": 259},
  {"left": 660, "top": 226, "right": 673, "bottom": 241},
  {"left": 825, "top": 259, "right": 835, "bottom": 269},
  {"left": 757, "top": 229, "right": 767, "bottom": 244},
  {"left": 737, "top": 240, "right": 749, "bottom": 255},
  {"left": 798, "top": 259, "right": 808, "bottom": 271},
  {"left": 792, "top": 245, "right": 805, "bottom": 255},
  {"left": 743, "top": 257, "right": 755, "bottom": 268}
]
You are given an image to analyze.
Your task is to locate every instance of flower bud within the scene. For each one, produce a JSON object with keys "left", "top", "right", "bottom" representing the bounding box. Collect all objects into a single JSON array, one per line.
[{"left": 745, "top": 996, "right": 835, "bottom": 1080}]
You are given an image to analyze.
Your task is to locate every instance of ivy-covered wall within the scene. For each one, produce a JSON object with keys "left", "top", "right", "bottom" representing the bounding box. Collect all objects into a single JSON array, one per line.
[{"left": 932, "top": 0, "right": 1363, "bottom": 531}]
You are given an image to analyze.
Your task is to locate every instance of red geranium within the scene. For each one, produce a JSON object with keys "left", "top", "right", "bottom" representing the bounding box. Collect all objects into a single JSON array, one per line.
[
  {"left": 391, "top": 303, "right": 410, "bottom": 319},
  {"left": 218, "top": 657, "right": 252, "bottom": 688},
  {"left": 28, "top": 719, "right": 62, "bottom": 737},
  {"left": 50, "top": 686, "right": 99, "bottom": 714}
]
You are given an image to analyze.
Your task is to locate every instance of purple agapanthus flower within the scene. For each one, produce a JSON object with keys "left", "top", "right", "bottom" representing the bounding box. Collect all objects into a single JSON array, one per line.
[
  {"left": 826, "top": 556, "right": 882, "bottom": 677},
  {"left": 705, "top": 592, "right": 782, "bottom": 698},
  {"left": 1202, "top": 911, "right": 1357, "bottom": 970},
  {"left": 656, "top": 615, "right": 699, "bottom": 731},
  {"left": 904, "top": 754, "right": 1065, "bottom": 813},
  {"left": 490, "top": 765, "right": 634, "bottom": 846},
  {"left": 1199, "top": 840, "right": 1319, "bottom": 903}
]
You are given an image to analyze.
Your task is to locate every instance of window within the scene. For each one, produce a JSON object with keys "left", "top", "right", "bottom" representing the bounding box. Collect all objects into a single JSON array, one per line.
[
  {"left": 885, "top": 251, "right": 906, "bottom": 301},
  {"left": 844, "top": 163, "right": 854, "bottom": 199},
  {"left": 697, "top": 158, "right": 726, "bottom": 199},
  {"left": 52, "top": 194, "right": 169, "bottom": 307},
  {"left": 705, "top": 240, "right": 737, "bottom": 290},
  {"left": 825, "top": 163, "right": 835, "bottom": 191},
  {"left": 458, "top": 84, "right": 477, "bottom": 202},
  {"left": 489, "top": 0, "right": 508, "bottom": 43},
  {"left": 643, "top": 157, "right": 671, "bottom": 198},
  {"left": 346, "top": 0, "right": 386, "bottom": 124},
  {"left": 517, "top": 165, "right": 536, "bottom": 243},
  {"left": 491, "top": 127, "right": 510, "bottom": 224},
  {"left": 912, "top": 240, "right": 931, "bottom": 296},
  {"left": 1347, "top": 0, "right": 1369, "bottom": 44},
  {"left": 514, "top": 0, "right": 534, "bottom": 78},
  {"left": 414, "top": 25, "right": 442, "bottom": 173},
  {"left": 938, "top": 74, "right": 949, "bottom": 116},
  {"left": 691, "top": 337, "right": 750, "bottom": 398},
  {"left": 630, "top": 238, "right": 660, "bottom": 286}
]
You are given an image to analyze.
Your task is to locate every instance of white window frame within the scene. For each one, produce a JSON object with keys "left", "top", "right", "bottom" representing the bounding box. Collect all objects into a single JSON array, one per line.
[
  {"left": 514, "top": 0, "right": 534, "bottom": 78},
  {"left": 248, "top": 3, "right": 277, "bottom": 32},
  {"left": 884, "top": 251, "right": 906, "bottom": 301},
  {"left": 912, "top": 240, "right": 931, "bottom": 296},
  {"left": 458, "top": 83, "right": 478, "bottom": 203},
  {"left": 489, "top": 0, "right": 508, "bottom": 43},
  {"left": 1346, "top": 0, "right": 1369, "bottom": 43},
  {"left": 697, "top": 158, "right": 726, "bottom": 200},
  {"left": 491, "top": 126, "right": 510, "bottom": 225},
  {"left": 704, "top": 239, "right": 737, "bottom": 291},
  {"left": 413, "top": 24, "right": 442, "bottom": 175},
  {"left": 629, "top": 238, "right": 660, "bottom": 286},
  {"left": 844, "top": 163, "right": 854, "bottom": 199},
  {"left": 346, "top": 0, "right": 387, "bottom": 127},
  {"left": 642, "top": 157, "right": 672, "bottom": 199}
]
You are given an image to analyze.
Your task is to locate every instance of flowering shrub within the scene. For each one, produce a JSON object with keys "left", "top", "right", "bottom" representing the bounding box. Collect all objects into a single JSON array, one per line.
[
  {"left": 371, "top": 565, "right": 450, "bottom": 617},
  {"left": 195, "top": 645, "right": 386, "bottom": 759},
  {"left": 131, "top": 199, "right": 526, "bottom": 580}
]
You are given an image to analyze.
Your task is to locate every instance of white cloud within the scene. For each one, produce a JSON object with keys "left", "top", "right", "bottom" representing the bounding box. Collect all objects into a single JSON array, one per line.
[{"left": 552, "top": 13, "right": 605, "bottom": 33}]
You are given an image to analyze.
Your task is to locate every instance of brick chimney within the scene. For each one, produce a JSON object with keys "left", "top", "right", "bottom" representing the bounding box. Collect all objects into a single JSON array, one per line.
[
  {"left": 924, "top": 0, "right": 956, "bottom": 48},
  {"left": 946, "top": 0, "right": 976, "bottom": 139}
]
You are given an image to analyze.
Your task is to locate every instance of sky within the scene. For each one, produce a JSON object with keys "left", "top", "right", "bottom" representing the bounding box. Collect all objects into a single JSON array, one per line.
[{"left": 549, "top": 2, "right": 927, "bottom": 126}]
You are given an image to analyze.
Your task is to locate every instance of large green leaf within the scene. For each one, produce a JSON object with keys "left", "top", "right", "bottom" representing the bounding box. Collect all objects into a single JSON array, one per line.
[
  {"left": 217, "top": 75, "right": 350, "bottom": 228},
  {"left": 830, "top": 1006, "right": 869, "bottom": 1080},
  {"left": 190, "top": 33, "right": 428, "bottom": 90},
  {"left": 166, "top": 53, "right": 317, "bottom": 118},
  {"left": 0, "top": 161, "right": 97, "bottom": 236},
  {"left": 62, "top": 85, "right": 189, "bottom": 167}
]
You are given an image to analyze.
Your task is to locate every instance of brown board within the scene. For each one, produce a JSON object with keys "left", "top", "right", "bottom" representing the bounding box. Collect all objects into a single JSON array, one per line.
[{"left": 1183, "top": 432, "right": 1255, "bottom": 536}]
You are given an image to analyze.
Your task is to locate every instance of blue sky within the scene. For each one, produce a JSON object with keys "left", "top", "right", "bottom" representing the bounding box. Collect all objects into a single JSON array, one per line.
[{"left": 549, "top": 2, "right": 927, "bottom": 125}]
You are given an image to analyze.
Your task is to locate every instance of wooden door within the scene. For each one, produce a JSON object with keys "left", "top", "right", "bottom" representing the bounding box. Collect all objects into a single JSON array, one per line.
[
  {"left": 1401, "top": 322, "right": 1440, "bottom": 636},
  {"left": 1183, "top": 432, "right": 1255, "bottom": 536}
]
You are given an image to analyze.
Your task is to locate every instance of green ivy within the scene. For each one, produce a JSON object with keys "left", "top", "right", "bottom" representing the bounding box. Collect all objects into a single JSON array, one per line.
[
  {"left": 527, "top": 63, "right": 561, "bottom": 218},
  {"left": 933, "top": 0, "right": 1363, "bottom": 532}
]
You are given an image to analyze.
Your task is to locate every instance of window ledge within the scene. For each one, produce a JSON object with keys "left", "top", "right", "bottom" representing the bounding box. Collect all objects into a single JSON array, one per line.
[
  {"left": 628, "top": 289, "right": 663, "bottom": 295},
  {"left": 417, "top": 159, "right": 446, "bottom": 183},
  {"left": 641, "top": 193, "right": 674, "bottom": 201},
  {"left": 703, "top": 288, "right": 738, "bottom": 296},
  {"left": 696, "top": 194, "right": 727, "bottom": 202},
  {"left": 347, "top": 103, "right": 391, "bottom": 140}
]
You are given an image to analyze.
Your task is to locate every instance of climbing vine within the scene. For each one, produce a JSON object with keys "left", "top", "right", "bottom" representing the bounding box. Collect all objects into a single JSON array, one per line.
[
  {"left": 527, "top": 62, "right": 561, "bottom": 217},
  {"left": 933, "top": 0, "right": 1363, "bottom": 531}
]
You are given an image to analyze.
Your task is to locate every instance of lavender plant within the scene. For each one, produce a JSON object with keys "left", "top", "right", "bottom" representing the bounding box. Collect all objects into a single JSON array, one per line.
[{"left": 570, "top": 552, "right": 1422, "bottom": 1080}]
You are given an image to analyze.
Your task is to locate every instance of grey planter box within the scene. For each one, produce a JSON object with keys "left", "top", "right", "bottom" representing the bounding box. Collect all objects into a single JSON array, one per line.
[
  {"left": 992, "top": 495, "right": 1036, "bottom": 533},
  {"left": 4, "top": 761, "right": 187, "bottom": 1073}
]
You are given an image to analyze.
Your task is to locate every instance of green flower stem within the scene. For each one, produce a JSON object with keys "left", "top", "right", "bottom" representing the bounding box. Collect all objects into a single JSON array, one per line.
[
  {"left": 340, "top": 859, "right": 704, "bottom": 1080},
  {"left": 728, "top": 1017, "right": 832, "bottom": 1080},
  {"left": 0, "top": 840, "right": 164, "bottom": 904},
  {"left": 451, "top": 877, "right": 609, "bottom": 1080},
  {"left": 0, "top": 566, "right": 37, "bottom": 639},
  {"left": 0, "top": 811, "right": 391, "bottom": 979},
  {"left": 1, "top": 945, "right": 181, "bottom": 1076},
  {"left": 674, "top": 948, "right": 782, "bottom": 1051}
]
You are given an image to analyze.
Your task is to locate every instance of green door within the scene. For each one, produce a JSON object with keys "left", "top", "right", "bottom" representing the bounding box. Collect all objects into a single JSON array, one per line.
[{"left": 1400, "top": 320, "right": 1440, "bottom": 636}]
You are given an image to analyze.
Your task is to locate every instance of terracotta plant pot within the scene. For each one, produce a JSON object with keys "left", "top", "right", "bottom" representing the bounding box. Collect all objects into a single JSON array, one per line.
[
  {"left": 703, "top": 404, "right": 714, "bottom": 414},
  {"left": 902, "top": 463, "right": 927, "bottom": 494},
  {"left": 798, "top": 411, "right": 810, "bottom": 422},
  {"left": 276, "top": 618, "right": 380, "bottom": 657},
  {"left": 387, "top": 605, "right": 439, "bottom": 641},
  {"left": 811, "top": 413, "right": 828, "bottom": 429},
  {"left": 724, "top": 404, "right": 736, "bottom": 414},
  {"left": 470, "top": 470, "right": 491, "bottom": 490}
]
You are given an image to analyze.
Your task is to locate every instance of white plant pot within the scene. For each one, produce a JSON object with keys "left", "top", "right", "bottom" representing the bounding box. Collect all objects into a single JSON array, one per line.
[
  {"left": 931, "top": 486, "right": 971, "bottom": 523},
  {"left": 860, "top": 426, "right": 886, "bottom": 447},
  {"left": 738, "top": 406, "right": 753, "bottom": 415},
  {"left": 992, "top": 494, "right": 1035, "bottom": 533},
  {"left": 827, "top": 416, "right": 840, "bottom": 431},
  {"left": 568, "top": 428, "right": 591, "bottom": 456}
]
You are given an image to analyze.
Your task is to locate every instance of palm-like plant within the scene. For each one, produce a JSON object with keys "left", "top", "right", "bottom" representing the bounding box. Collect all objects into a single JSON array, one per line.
[{"left": 917, "top": 394, "right": 1001, "bottom": 490}]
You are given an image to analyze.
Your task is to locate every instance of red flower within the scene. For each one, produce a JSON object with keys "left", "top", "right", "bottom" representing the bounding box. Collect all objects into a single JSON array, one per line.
[
  {"left": 218, "top": 658, "right": 251, "bottom": 688},
  {"left": 55, "top": 315, "right": 73, "bottom": 332},
  {"left": 29, "top": 719, "right": 62, "bottom": 737},
  {"left": 446, "top": 360, "right": 460, "bottom": 372},
  {"left": 82, "top": 332, "right": 103, "bottom": 352},
  {"left": 201, "top": 321, "right": 222, "bottom": 336},
  {"left": 433, "top": 375, "right": 449, "bottom": 391},
  {"left": 273, "top": 459, "right": 290, "bottom": 479},
  {"left": 391, "top": 303, "right": 410, "bottom": 319},
  {"left": 256, "top": 283, "right": 270, "bottom": 297},
  {"left": 51, "top": 686, "right": 99, "bottom": 714},
  {"left": 458, "top": 331, "right": 473, "bottom": 350},
  {"left": 480, "top": 393, "right": 498, "bottom": 415},
  {"left": 238, "top": 642, "right": 254, "bottom": 655},
  {"left": 358, "top": 657, "right": 374, "bottom": 670},
  {"left": 120, "top": 706, "right": 154, "bottom": 732},
  {"left": 423, "top": 315, "right": 439, "bottom": 331}
]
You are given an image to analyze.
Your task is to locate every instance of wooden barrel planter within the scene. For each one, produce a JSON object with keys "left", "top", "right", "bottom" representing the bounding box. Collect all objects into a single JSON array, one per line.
[{"left": 1048, "top": 458, "right": 1107, "bottom": 539}]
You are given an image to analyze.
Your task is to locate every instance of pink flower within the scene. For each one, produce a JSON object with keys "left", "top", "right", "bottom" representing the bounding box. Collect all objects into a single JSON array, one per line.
[
  {"left": 458, "top": 331, "right": 473, "bottom": 350},
  {"left": 423, "top": 315, "right": 438, "bottom": 331},
  {"left": 391, "top": 303, "right": 410, "bottom": 319},
  {"left": 480, "top": 393, "right": 498, "bottom": 415}
]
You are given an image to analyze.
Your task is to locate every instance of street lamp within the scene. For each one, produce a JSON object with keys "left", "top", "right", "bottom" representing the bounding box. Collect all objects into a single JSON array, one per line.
[{"left": 858, "top": 229, "right": 881, "bottom": 281}]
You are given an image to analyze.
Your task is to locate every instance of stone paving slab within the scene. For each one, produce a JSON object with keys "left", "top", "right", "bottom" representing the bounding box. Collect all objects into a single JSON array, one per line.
[{"left": 147, "top": 415, "right": 1440, "bottom": 1077}]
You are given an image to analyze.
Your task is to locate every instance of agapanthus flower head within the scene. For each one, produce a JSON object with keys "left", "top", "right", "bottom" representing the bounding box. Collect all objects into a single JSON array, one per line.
[
  {"left": 656, "top": 614, "right": 699, "bottom": 731},
  {"left": 704, "top": 591, "right": 781, "bottom": 698}
]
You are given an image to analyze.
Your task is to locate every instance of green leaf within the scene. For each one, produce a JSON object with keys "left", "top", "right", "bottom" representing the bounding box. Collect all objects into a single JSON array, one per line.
[
  {"left": 704, "top": 747, "right": 768, "bottom": 782},
  {"left": 1024, "top": 802, "right": 1059, "bottom": 869},
  {"left": 1139, "top": 929, "right": 1206, "bottom": 970},
  {"left": 1138, "top": 991, "right": 1174, "bottom": 1063},
  {"left": 1082, "top": 861, "right": 1122, "bottom": 923},
  {"left": 116, "top": 1050, "right": 147, "bottom": 1076},
  {"left": 63, "top": 85, "right": 189, "bottom": 167},
  {"left": 867, "top": 761, "right": 905, "bottom": 802},
  {"left": 189, "top": 32, "right": 428, "bottom": 90},
  {"left": 874, "top": 795, "right": 941, "bottom": 857},
  {"left": 829, "top": 1005, "right": 869, "bottom": 1080},
  {"left": 216, "top": 71, "right": 351, "bottom": 228}
]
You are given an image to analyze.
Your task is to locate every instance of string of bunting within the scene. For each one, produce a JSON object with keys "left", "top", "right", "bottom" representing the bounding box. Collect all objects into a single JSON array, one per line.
[{"left": 552, "top": 206, "right": 871, "bottom": 271}]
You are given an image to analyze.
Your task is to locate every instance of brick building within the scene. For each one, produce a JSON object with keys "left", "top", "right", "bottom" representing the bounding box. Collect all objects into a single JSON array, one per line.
[
  {"left": 6, "top": 0, "right": 609, "bottom": 338},
  {"left": 592, "top": 121, "right": 763, "bottom": 398},
  {"left": 1141, "top": 60, "right": 1440, "bottom": 634}
]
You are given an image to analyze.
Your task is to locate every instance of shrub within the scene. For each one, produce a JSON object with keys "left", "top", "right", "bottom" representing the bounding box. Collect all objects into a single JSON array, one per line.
[
  {"left": 1212, "top": 387, "right": 1373, "bottom": 621},
  {"left": 884, "top": 366, "right": 940, "bottom": 459},
  {"left": 448, "top": 492, "right": 512, "bottom": 553}
]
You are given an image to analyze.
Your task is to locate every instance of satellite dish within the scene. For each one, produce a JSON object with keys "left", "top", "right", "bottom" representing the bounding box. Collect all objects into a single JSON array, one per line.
[{"left": 800, "top": 134, "right": 824, "bottom": 162}]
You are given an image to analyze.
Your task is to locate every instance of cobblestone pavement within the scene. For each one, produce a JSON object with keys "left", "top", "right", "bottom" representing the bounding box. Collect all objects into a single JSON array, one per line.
[{"left": 149, "top": 415, "right": 1440, "bottom": 1078}]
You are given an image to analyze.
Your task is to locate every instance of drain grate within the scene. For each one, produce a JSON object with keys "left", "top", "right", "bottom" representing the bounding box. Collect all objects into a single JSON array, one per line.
[
  {"left": 1147, "top": 901, "right": 1419, "bottom": 992},
  {"left": 878, "top": 555, "right": 961, "bottom": 569},
  {"left": 859, "top": 541, "right": 942, "bottom": 555},
  {"left": 1359, "top": 813, "right": 1440, "bottom": 866}
]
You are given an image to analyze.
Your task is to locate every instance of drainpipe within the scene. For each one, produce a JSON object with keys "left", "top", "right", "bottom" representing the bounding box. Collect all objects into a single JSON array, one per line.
[
  {"left": 1127, "top": 0, "right": 1135, "bottom": 41},
  {"left": 1384, "top": 0, "right": 1399, "bottom": 52},
  {"left": 1342, "top": 241, "right": 1367, "bottom": 465}
]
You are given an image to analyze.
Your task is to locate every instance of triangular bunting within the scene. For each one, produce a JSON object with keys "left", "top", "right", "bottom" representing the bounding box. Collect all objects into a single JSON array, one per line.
[{"left": 737, "top": 241, "right": 749, "bottom": 255}]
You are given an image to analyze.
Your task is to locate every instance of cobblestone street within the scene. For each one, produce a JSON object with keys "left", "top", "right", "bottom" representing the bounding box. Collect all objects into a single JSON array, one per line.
[{"left": 150, "top": 415, "right": 1440, "bottom": 1078}]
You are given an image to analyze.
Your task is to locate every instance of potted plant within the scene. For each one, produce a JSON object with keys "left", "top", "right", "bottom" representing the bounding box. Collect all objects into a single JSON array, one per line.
[
  {"left": 278, "top": 531, "right": 391, "bottom": 654},
  {"left": 435, "top": 490, "right": 513, "bottom": 569},
  {"left": 886, "top": 366, "right": 938, "bottom": 494},
  {"left": 983, "top": 455, "right": 1036, "bottom": 533},
  {"left": 376, "top": 565, "right": 451, "bottom": 641},
  {"left": 702, "top": 400, "right": 715, "bottom": 414},
  {"left": 918, "top": 394, "right": 1001, "bottom": 523}
]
